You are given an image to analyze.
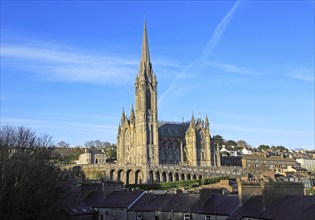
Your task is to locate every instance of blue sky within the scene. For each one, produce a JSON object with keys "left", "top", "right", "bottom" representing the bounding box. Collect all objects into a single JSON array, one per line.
[{"left": 1, "top": 1, "right": 314, "bottom": 149}]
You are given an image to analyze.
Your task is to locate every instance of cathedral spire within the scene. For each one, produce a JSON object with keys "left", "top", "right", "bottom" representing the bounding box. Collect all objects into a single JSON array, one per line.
[
  {"left": 141, "top": 20, "right": 150, "bottom": 63},
  {"left": 205, "top": 114, "right": 209, "bottom": 128},
  {"left": 190, "top": 113, "right": 195, "bottom": 125},
  {"left": 121, "top": 108, "right": 125, "bottom": 123},
  {"left": 130, "top": 105, "right": 135, "bottom": 119}
]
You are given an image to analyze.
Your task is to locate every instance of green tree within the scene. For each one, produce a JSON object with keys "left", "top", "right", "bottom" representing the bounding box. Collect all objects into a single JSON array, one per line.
[
  {"left": 226, "top": 140, "right": 237, "bottom": 150},
  {"left": 213, "top": 135, "right": 224, "bottom": 145},
  {"left": 106, "top": 147, "right": 117, "bottom": 160},
  {"left": 0, "top": 125, "right": 61, "bottom": 220},
  {"left": 237, "top": 140, "right": 249, "bottom": 149},
  {"left": 258, "top": 144, "right": 270, "bottom": 151},
  {"left": 275, "top": 145, "right": 287, "bottom": 152}
]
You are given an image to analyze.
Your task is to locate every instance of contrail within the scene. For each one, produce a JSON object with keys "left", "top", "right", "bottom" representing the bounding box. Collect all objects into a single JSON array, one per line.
[
  {"left": 201, "top": 0, "right": 241, "bottom": 61},
  {"left": 158, "top": 0, "right": 241, "bottom": 106}
]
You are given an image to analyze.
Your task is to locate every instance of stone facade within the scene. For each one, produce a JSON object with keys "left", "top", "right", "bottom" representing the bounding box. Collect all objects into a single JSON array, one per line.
[
  {"left": 242, "top": 154, "right": 297, "bottom": 171},
  {"left": 296, "top": 156, "right": 315, "bottom": 171},
  {"left": 117, "top": 22, "right": 217, "bottom": 180},
  {"left": 76, "top": 150, "right": 106, "bottom": 165}
]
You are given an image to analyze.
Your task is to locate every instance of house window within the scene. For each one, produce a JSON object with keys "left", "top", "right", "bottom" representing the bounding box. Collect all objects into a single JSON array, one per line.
[
  {"left": 137, "top": 212, "right": 143, "bottom": 220},
  {"left": 100, "top": 214, "right": 104, "bottom": 220},
  {"left": 205, "top": 215, "right": 211, "bottom": 220},
  {"left": 184, "top": 213, "right": 190, "bottom": 220}
]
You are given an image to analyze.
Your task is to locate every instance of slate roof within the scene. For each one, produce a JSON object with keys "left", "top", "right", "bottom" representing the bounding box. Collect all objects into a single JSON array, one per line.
[
  {"left": 95, "top": 190, "right": 144, "bottom": 208},
  {"left": 158, "top": 122, "right": 190, "bottom": 138},
  {"left": 260, "top": 195, "right": 315, "bottom": 220},
  {"left": 162, "top": 193, "right": 200, "bottom": 212},
  {"left": 129, "top": 193, "right": 201, "bottom": 213},
  {"left": 60, "top": 191, "right": 104, "bottom": 216},
  {"left": 79, "top": 191, "right": 106, "bottom": 207},
  {"left": 198, "top": 194, "right": 240, "bottom": 215},
  {"left": 129, "top": 194, "right": 170, "bottom": 212},
  {"left": 227, "top": 196, "right": 264, "bottom": 220}
]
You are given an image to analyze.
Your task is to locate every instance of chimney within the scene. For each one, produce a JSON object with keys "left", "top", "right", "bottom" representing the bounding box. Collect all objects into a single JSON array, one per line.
[
  {"left": 238, "top": 179, "right": 262, "bottom": 206},
  {"left": 262, "top": 182, "right": 304, "bottom": 209}
]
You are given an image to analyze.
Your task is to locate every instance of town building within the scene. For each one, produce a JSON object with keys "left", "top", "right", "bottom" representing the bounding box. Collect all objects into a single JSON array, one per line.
[
  {"left": 76, "top": 149, "right": 106, "bottom": 165},
  {"left": 241, "top": 147, "right": 253, "bottom": 155},
  {"left": 242, "top": 153, "right": 297, "bottom": 171},
  {"left": 91, "top": 180, "right": 313, "bottom": 220},
  {"left": 296, "top": 156, "right": 315, "bottom": 171}
]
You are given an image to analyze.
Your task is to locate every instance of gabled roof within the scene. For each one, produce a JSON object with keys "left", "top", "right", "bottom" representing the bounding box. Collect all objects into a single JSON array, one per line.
[
  {"left": 227, "top": 196, "right": 263, "bottom": 220},
  {"left": 129, "top": 194, "right": 170, "bottom": 212},
  {"left": 79, "top": 191, "right": 106, "bottom": 207},
  {"left": 95, "top": 190, "right": 144, "bottom": 209},
  {"left": 162, "top": 194, "right": 200, "bottom": 212},
  {"left": 198, "top": 194, "right": 240, "bottom": 215},
  {"left": 158, "top": 122, "right": 190, "bottom": 138},
  {"left": 60, "top": 190, "right": 104, "bottom": 216},
  {"left": 260, "top": 195, "right": 315, "bottom": 220},
  {"left": 129, "top": 193, "right": 201, "bottom": 213}
]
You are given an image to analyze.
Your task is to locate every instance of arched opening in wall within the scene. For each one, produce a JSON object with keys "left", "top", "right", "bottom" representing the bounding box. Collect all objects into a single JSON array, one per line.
[
  {"left": 135, "top": 170, "right": 143, "bottom": 184},
  {"left": 193, "top": 174, "right": 197, "bottom": 180},
  {"left": 181, "top": 174, "right": 185, "bottom": 181},
  {"left": 198, "top": 175, "right": 203, "bottom": 180},
  {"left": 187, "top": 174, "right": 191, "bottom": 180},
  {"left": 95, "top": 159, "right": 98, "bottom": 164},
  {"left": 175, "top": 173, "right": 179, "bottom": 181},
  {"left": 126, "top": 170, "right": 133, "bottom": 185},
  {"left": 118, "top": 170, "right": 124, "bottom": 182},
  {"left": 168, "top": 173, "right": 173, "bottom": 182},
  {"left": 148, "top": 171, "right": 154, "bottom": 183},
  {"left": 103, "top": 171, "right": 107, "bottom": 181},
  {"left": 110, "top": 169, "right": 115, "bottom": 181},
  {"left": 155, "top": 171, "right": 161, "bottom": 183},
  {"left": 162, "top": 172, "right": 167, "bottom": 182}
]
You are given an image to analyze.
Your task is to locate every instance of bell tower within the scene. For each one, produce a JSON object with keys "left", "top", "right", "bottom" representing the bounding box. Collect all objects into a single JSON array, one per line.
[{"left": 134, "top": 21, "right": 159, "bottom": 166}]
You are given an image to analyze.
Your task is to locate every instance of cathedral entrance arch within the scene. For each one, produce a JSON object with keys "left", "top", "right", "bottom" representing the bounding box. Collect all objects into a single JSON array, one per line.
[
  {"left": 181, "top": 173, "right": 185, "bottom": 181},
  {"left": 168, "top": 173, "right": 173, "bottom": 182},
  {"left": 117, "top": 169, "right": 124, "bottom": 182},
  {"left": 193, "top": 174, "right": 197, "bottom": 180},
  {"left": 126, "top": 170, "right": 134, "bottom": 185},
  {"left": 110, "top": 169, "right": 116, "bottom": 181},
  {"left": 175, "top": 173, "right": 179, "bottom": 181},
  {"left": 162, "top": 172, "right": 167, "bottom": 182},
  {"left": 135, "top": 170, "right": 143, "bottom": 184},
  {"left": 187, "top": 174, "right": 191, "bottom": 180},
  {"left": 155, "top": 171, "right": 161, "bottom": 183},
  {"left": 148, "top": 171, "right": 154, "bottom": 183},
  {"left": 199, "top": 175, "right": 203, "bottom": 180}
]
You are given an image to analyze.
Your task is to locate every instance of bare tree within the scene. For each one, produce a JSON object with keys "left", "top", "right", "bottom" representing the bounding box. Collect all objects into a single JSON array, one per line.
[
  {"left": 57, "top": 140, "right": 70, "bottom": 148},
  {"left": 0, "top": 125, "right": 61, "bottom": 220}
]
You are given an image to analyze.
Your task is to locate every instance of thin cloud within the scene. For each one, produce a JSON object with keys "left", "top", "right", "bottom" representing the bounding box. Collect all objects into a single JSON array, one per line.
[
  {"left": 213, "top": 123, "right": 313, "bottom": 135},
  {"left": 287, "top": 68, "right": 314, "bottom": 82},
  {"left": 1, "top": 117, "right": 117, "bottom": 132},
  {"left": 158, "top": 0, "right": 241, "bottom": 106},
  {"left": 201, "top": 0, "right": 241, "bottom": 61},
  {"left": 1, "top": 43, "right": 139, "bottom": 84},
  {"left": 206, "top": 61, "right": 257, "bottom": 75}
]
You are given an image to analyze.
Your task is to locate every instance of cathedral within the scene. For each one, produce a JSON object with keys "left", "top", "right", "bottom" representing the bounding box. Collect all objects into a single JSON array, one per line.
[{"left": 117, "top": 22, "right": 219, "bottom": 169}]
